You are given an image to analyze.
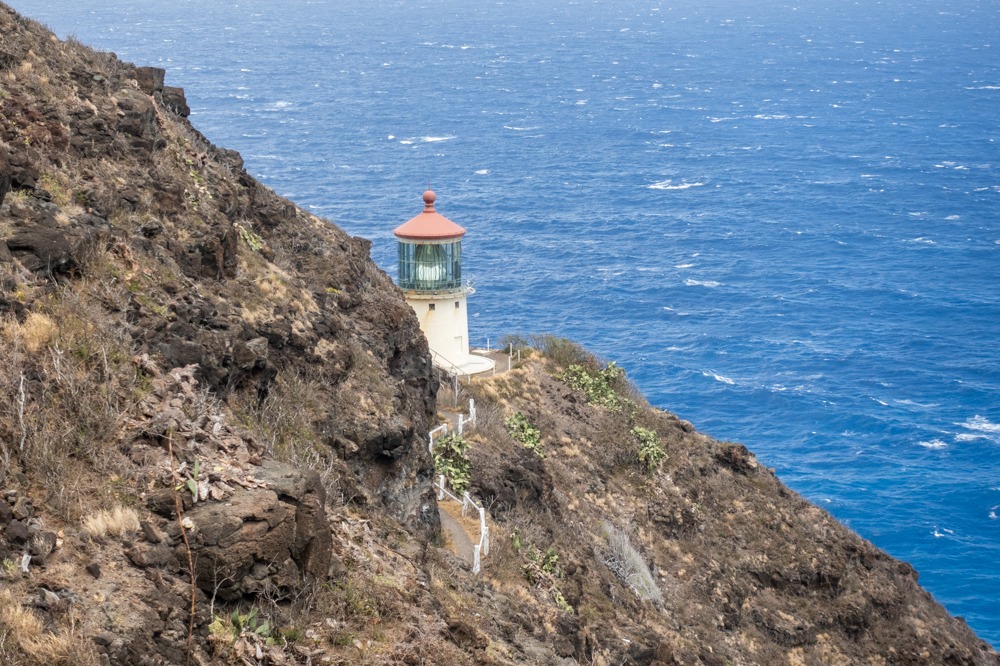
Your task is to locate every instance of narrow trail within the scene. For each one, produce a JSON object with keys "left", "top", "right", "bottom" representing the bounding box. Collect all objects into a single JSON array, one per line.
[
  {"left": 434, "top": 350, "right": 509, "bottom": 568},
  {"left": 438, "top": 499, "right": 475, "bottom": 565}
]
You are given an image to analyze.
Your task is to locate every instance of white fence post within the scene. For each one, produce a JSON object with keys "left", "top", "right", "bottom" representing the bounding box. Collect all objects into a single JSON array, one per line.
[
  {"left": 462, "top": 492, "right": 471, "bottom": 517},
  {"left": 469, "top": 398, "right": 476, "bottom": 426},
  {"left": 472, "top": 544, "right": 481, "bottom": 575},
  {"left": 437, "top": 475, "right": 445, "bottom": 500},
  {"left": 458, "top": 414, "right": 464, "bottom": 436},
  {"left": 479, "top": 507, "right": 489, "bottom": 556}
]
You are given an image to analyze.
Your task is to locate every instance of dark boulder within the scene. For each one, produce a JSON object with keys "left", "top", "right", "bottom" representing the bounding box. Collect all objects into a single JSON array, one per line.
[
  {"left": 176, "top": 460, "right": 333, "bottom": 601},
  {"left": 132, "top": 66, "right": 165, "bottom": 95},
  {"left": 161, "top": 86, "right": 190, "bottom": 117}
]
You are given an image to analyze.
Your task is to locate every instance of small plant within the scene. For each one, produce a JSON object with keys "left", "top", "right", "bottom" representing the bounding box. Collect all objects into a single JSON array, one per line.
[
  {"left": 233, "top": 221, "right": 264, "bottom": 252},
  {"left": 176, "top": 459, "right": 201, "bottom": 503},
  {"left": 432, "top": 432, "right": 472, "bottom": 495},
  {"left": 521, "top": 545, "right": 561, "bottom": 585},
  {"left": 560, "top": 362, "right": 635, "bottom": 414},
  {"left": 209, "top": 607, "right": 278, "bottom": 658},
  {"left": 633, "top": 426, "right": 666, "bottom": 475},
  {"left": 505, "top": 412, "right": 543, "bottom": 456},
  {"left": 520, "top": 545, "right": 573, "bottom": 613},
  {"left": 1, "top": 558, "right": 19, "bottom": 580}
]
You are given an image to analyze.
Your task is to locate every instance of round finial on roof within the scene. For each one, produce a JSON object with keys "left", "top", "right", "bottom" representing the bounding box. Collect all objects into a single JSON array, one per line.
[{"left": 422, "top": 190, "right": 436, "bottom": 210}]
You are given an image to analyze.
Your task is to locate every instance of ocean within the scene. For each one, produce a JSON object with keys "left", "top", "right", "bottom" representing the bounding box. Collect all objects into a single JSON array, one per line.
[{"left": 11, "top": 0, "right": 999, "bottom": 645}]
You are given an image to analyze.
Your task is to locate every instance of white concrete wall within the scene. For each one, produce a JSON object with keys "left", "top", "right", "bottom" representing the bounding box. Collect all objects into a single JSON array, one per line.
[{"left": 407, "top": 292, "right": 470, "bottom": 369}]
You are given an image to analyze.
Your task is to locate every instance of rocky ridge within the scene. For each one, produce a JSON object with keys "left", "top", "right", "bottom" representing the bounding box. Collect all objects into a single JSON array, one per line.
[{"left": 0, "top": 5, "right": 997, "bottom": 665}]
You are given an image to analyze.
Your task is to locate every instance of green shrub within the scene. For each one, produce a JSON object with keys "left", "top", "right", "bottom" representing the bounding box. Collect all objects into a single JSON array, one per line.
[
  {"left": 432, "top": 432, "right": 472, "bottom": 495},
  {"left": 632, "top": 426, "right": 665, "bottom": 475},
  {"left": 505, "top": 412, "right": 542, "bottom": 456},
  {"left": 560, "top": 362, "right": 635, "bottom": 414},
  {"left": 532, "top": 335, "right": 593, "bottom": 369}
]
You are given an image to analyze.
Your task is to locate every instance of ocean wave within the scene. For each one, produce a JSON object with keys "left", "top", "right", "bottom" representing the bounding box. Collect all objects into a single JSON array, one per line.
[
  {"left": 503, "top": 125, "right": 539, "bottom": 131},
  {"left": 955, "top": 433, "right": 985, "bottom": 442},
  {"left": 674, "top": 263, "right": 695, "bottom": 269},
  {"left": 961, "top": 415, "right": 1000, "bottom": 435},
  {"left": 683, "top": 278, "right": 721, "bottom": 288},
  {"left": 702, "top": 371, "right": 735, "bottom": 385},
  {"left": 648, "top": 179, "right": 705, "bottom": 190},
  {"left": 917, "top": 439, "right": 948, "bottom": 449},
  {"left": 421, "top": 135, "right": 456, "bottom": 143},
  {"left": 474, "top": 169, "right": 489, "bottom": 175}
]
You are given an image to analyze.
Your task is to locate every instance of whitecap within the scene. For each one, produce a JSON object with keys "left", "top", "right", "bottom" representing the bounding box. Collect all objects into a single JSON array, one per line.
[
  {"left": 962, "top": 415, "right": 1000, "bottom": 434},
  {"left": 945, "top": 215, "right": 960, "bottom": 220},
  {"left": 648, "top": 180, "right": 705, "bottom": 190},
  {"left": 273, "top": 100, "right": 293, "bottom": 108},
  {"left": 422, "top": 135, "right": 456, "bottom": 143},
  {"left": 870, "top": 397, "right": 890, "bottom": 406},
  {"left": 399, "top": 140, "right": 413, "bottom": 145},
  {"left": 575, "top": 100, "right": 587, "bottom": 105},
  {"left": 387, "top": 134, "right": 395, "bottom": 140},
  {"left": 917, "top": 439, "right": 948, "bottom": 449},
  {"left": 702, "top": 371, "right": 735, "bottom": 385},
  {"left": 474, "top": 169, "right": 489, "bottom": 175},
  {"left": 955, "top": 433, "right": 985, "bottom": 442},
  {"left": 674, "top": 263, "right": 695, "bottom": 269},
  {"left": 684, "top": 278, "right": 721, "bottom": 288},
  {"left": 503, "top": 125, "right": 539, "bottom": 131}
]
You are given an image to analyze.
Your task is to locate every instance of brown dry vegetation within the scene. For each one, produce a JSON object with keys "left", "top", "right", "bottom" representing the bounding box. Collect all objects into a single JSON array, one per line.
[{"left": 0, "top": 4, "right": 997, "bottom": 665}]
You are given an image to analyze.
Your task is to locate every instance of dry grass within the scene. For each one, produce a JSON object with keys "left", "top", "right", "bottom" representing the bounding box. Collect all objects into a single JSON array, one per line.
[
  {"left": 81, "top": 505, "right": 141, "bottom": 538},
  {"left": 0, "top": 591, "right": 100, "bottom": 666},
  {"left": 17, "top": 312, "right": 56, "bottom": 354}
]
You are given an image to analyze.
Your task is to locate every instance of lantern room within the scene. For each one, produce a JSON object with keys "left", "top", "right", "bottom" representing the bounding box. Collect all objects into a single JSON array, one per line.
[
  {"left": 393, "top": 190, "right": 494, "bottom": 375},
  {"left": 394, "top": 190, "right": 465, "bottom": 293}
]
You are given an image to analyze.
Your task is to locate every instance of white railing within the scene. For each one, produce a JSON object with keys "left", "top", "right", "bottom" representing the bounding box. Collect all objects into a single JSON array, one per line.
[
  {"left": 429, "top": 398, "right": 488, "bottom": 573},
  {"left": 434, "top": 474, "right": 490, "bottom": 574}
]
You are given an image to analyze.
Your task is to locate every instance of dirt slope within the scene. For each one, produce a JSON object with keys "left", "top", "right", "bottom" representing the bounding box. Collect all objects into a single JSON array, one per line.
[{"left": 0, "top": 5, "right": 996, "bottom": 665}]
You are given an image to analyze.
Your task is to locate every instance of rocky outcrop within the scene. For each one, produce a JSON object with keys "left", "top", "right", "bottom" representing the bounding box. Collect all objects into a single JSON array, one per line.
[
  {"left": 1, "top": 4, "right": 996, "bottom": 666},
  {"left": 178, "top": 461, "right": 333, "bottom": 601}
]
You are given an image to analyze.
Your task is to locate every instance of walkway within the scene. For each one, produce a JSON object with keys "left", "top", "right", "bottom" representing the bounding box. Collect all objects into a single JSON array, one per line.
[{"left": 438, "top": 498, "right": 475, "bottom": 564}]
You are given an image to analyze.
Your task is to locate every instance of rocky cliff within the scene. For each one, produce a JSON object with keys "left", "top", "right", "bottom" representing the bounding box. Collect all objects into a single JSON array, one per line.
[{"left": 0, "top": 5, "right": 996, "bottom": 665}]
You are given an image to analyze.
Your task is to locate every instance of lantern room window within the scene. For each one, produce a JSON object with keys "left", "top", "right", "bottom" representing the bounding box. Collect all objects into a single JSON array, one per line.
[{"left": 398, "top": 240, "right": 462, "bottom": 292}]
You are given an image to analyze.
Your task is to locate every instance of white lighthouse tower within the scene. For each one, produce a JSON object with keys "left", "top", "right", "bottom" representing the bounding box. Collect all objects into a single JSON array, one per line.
[{"left": 394, "top": 190, "right": 494, "bottom": 375}]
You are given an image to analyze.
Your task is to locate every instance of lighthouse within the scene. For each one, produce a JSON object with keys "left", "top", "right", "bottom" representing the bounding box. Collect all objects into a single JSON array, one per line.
[{"left": 394, "top": 190, "right": 494, "bottom": 375}]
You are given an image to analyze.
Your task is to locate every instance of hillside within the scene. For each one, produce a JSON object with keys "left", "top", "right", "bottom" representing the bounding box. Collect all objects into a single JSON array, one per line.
[{"left": 0, "top": 4, "right": 997, "bottom": 665}]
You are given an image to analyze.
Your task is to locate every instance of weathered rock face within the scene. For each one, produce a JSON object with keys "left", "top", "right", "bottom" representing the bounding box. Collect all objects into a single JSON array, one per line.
[
  {"left": 167, "top": 461, "right": 333, "bottom": 601},
  {"left": 0, "top": 1, "right": 438, "bottom": 528}
]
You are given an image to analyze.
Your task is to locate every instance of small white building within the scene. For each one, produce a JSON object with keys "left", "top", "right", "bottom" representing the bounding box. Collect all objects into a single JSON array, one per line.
[{"left": 394, "top": 190, "right": 494, "bottom": 375}]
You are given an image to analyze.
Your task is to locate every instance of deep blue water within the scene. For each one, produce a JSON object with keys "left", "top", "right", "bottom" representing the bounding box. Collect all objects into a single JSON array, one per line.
[{"left": 13, "top": 0, "right": 1000, "bottom": 645}]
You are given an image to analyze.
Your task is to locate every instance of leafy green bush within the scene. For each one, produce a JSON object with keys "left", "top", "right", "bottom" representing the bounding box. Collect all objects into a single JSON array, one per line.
[
  {"left": 632, "top": 426, "right": 666, "bottom": 475},
  {"left": 532, "top": 335, "right": 593, "bottom": 369},
  {"left": 505, "top": 412, "right": 543, "bottom": 456},
  {"left": 432, "top": 432, "right": 472, "bottom": 495},
  {"left": 560, "top": 362, "right": 635, "bottom": 414}
]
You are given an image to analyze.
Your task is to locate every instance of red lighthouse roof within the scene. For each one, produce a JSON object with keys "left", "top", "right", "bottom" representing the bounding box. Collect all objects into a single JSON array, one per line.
[{"left": 393, "top": 190, "right": 466, "bottom": 240}]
